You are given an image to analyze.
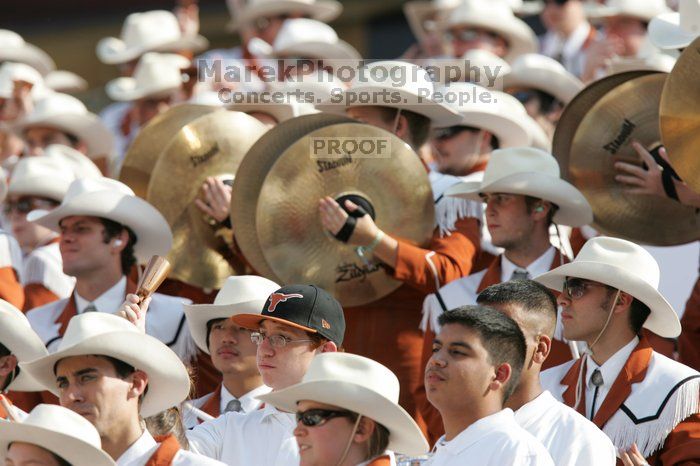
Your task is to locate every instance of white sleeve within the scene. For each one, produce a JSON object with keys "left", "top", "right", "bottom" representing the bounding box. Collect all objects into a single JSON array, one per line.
[
  {"left": 185, "top": 411, "right": 229, "bottom": 460},
  {"left": 0, "top": 232, "right": 22, "bottom": 275}
]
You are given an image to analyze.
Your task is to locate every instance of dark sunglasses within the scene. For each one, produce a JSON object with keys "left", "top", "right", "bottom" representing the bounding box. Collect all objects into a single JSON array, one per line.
[
  {"left": 563, "top": 278, "right": 611, "bottom": 300},
  {"left": 3, "top": 197, "right": 56, "bottom": 215},
  {"left": 433, "top": 125, "right": 479, "bottom": 141},
  {"left": 296, "top": 409, "right": 356, "bottom": 427},
  {"left": 545, "top": 0, "right": 570, "bottom": 6}
]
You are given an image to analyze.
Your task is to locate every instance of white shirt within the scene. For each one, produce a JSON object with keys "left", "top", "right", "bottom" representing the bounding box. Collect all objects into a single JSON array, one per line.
[
  {"left": 515, "top": 391, "right": 616, "bottom": 466},
  {"left": 0, "top": 229, "right": 23, "bottom": 279},
  {"left": 183, "top": 384, "right": 271, "bottom": 428},
  {"left": 186, "top": 403, "right": 298, "bottom": 466},
  {"left": 116, "top": 430, "right": 225, "bottom": 466},
  {"left": 540, "top": 22, "right": 593, "bottom": 78},
  {"left": 427, "top": 409, "right": 554, "bottom": 466},
  {"left": 75, "top": 276, "right": 126, "bottom": 314},
  {"left": 585, "top": 337, "right": 639, "bottom": 420},
  {"left": 421, "top": 247, "right": 557, "bottom": 332}
]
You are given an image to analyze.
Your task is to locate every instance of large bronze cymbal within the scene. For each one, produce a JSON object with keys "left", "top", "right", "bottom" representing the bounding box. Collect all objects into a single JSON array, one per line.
[
  {"left": 256, "top": 123, "right": 435, "bottom": 306},
  {"left": 119, "top": 104, "right": 219, "bottom": 198},
  {"left": 231, "top": 113, "right": 360, "bottom": 283},
  {"left": 660, "top": 36, "right": 700, "bottom": 194},
  {"left": 569, "top": 73, "right": 700, "bottom": 245},
  {"left": 553, "top": 70, "right": 651, "bottom": 182},
  {"left": 147, "top": 111, "right": 269, "bottom": 289}
]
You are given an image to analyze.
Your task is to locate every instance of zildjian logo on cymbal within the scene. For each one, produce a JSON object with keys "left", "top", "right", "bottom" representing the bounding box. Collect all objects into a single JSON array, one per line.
[
  {"left": 603, "top": 119, "right": 636, "bottom": 155},
  {"left": 190, "top": 143, "right": 219, "bottom": 167},
  {"left": 335, "top": 262, "right": 381, "bottom": 283}
]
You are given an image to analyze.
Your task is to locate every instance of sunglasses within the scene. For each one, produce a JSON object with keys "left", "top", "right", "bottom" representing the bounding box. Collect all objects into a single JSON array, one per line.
[
  {"left": 545, "top": 0, "right": 570, "bottom": 6},
  {"left": 563, "top": 278, "right": 611, "bottom": 300},
  {"left": 3, "top": 197, "right": 56, "bottom": 215},
  {"left": 296, "top": 409, "right": 356, "bottom": 427},
  {"left": 433, "top": 125, "right": 480, "bottom": 141},
  {"left": 445, "top": 28, "right": 502, "bottom": 43}
]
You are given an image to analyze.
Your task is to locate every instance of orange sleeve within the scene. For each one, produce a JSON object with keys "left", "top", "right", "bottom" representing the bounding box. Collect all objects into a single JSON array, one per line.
[
  {"left": 0, "top": 266, "right": 24, "bottom": 310},
  {"left": 654, "top": 413, "right": 700, "bottom": 465},
  {"left": 679, "top": 278, "right": 700, "bottom": 371},
  {"left": 393, "top": 217, "right": 480, "bottom": 295},
  {"left": 413, "top": 326, "right": 445, "bottom": 446},
  {"left": 23, "top": 283, "right": 60, "bottom": 312}
]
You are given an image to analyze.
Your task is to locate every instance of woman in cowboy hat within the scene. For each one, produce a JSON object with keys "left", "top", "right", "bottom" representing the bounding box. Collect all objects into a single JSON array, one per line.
[
  {"left": 258, "top": 352, "right": 429, "bottom": 466},
  {"left": 0, "top": 404, "right": 116, "bottom": 466}
]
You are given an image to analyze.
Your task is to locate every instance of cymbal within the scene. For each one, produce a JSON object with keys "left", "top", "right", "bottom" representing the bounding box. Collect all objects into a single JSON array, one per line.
[
  {"left": 254, "top": 122, "right": 435, "bottom": 307},
  {"left": 553, "top": 70, "right": 652, "bottom": 182},
  {"left": 660, "top": 36, "right": 700, "bottom": 194},
  {"left": 231, "top": 113, "right": 360, "bottom": 283},
  {"left": 569, "top": 73, "right": 700, "bottom": 245},
  {"left": 119, "top": 104, "right": 219, "bottom": 198},
  {"left": 147, "top": 111, "right": 269, "bottom": 289}
]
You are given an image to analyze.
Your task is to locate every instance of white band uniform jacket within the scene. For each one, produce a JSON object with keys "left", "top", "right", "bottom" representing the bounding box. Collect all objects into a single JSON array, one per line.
[{"left": 117, "top": 429, "right": 225, "bottom": 466}]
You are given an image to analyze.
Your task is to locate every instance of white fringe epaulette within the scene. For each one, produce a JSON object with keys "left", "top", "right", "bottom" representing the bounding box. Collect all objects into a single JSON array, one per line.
[
  {"left": 23, "top": 242, "right": 75, "bottom": 298},
  {"left": 430, "top": 171, "right": 483, "bottom": 237},
  {"left": 602, "top": 352, "right": 700, "bottom": 458},
  {"left": 0, "top": 229, "right": 23, "bottom": 278}
]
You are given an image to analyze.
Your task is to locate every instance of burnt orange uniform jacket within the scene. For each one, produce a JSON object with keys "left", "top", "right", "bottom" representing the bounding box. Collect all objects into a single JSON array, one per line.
[{"left": 679, "top": 277, "right": 700, "bottom": 371}]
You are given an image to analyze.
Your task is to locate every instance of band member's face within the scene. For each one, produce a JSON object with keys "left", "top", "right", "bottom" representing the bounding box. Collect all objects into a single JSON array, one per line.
[
  {"left": 557, "top": 278, "right": 615, "bottom": 342},
  {"left": 431, "top": 127, "right": 485, "bottom": 176},
  {"left": 603, "top": 16, "right": 647, "bottom": 57},
  {"left": 23, "top": 127, "right": 81, "bottom": 157},
  {"left": 132, "top": 96, "right": 173, "bottom": 129},
  {"left": 55, "top": 355, "right": 146, "bottom": 436},
  {"left": 255, "top": 320, "right": 319, "bottom": 390},
  {"left": 481, "top": 193, "right": 537, "bottom": 250},
  {"left": 447, "top": 27, "right": 508, "bottom": 59},
  {"left": 294, "top": 400, "right": 360, "bottom": 466},
  {"left": 58, "top": 216, "right": 117, "bottom": 278},
  {"left": 208, "top": 319, "right": 259, "bottom": 378},
  {"left": 6, "top": 195, "right": 58, "bottom": 250},
  {"left": 345, "top": 106, "right": 395, "bottom": 133},
  {"left": 254, "top": 12, "right": 308, "bottom": 45},
  {"left": 426, "top": 323, "right": 505, "bottom": 411},
  {"left": 5, "top": 442, "right": 64, "bottom": 466}
]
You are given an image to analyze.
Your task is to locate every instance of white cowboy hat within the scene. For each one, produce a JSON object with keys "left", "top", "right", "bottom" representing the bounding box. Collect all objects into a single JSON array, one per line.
[
  {"left": 21, "top": 313, "right": 190, "bottom": 417},
  {"left": 185, "top": 275, "right": 279, "bottom": 354},
  {"left": 272, "top": 69, "right": 346, "bottom": 101},
  {"left": 446, "top": 147, "right": 592, "bottom": 226},
  {"left": 649, "top": 0, "right": 700, "bottom": 50},
  {"left": 44, "top": 70, "right": 89, "bottom": 94},
  {"left": 226, "top": 0, "right": 343, "bottom": 32},
  {"left": 27, "top": 177, "right": 173, "bottom": 261},
  {"left": 403, "top": 0, "right": 461, "bottom": 44},
  {"left": 0, "top": 62, "right": 49, "bottom": 100},
  {"left": 535, "top": 236, "right": 682, "bottom": 338},
  {"left": 605, "top": 53, "right": 677, "bottom": 75},
  {"left": 424, "top": 49, "right": 511, "bottom": 86},
  {"left": 259, "top": 352, "right": 429, "bottom": 457},
  {"left": 433, "top": 82, "right": 531, "bottom": 148},
  {"left": 503, "top": 53, "right": 583, "bottom": 105},
  {"left": 316, "top": 60, "right": 463, "bottom": 127},
  {"left": 586, "top": 0, "right": 671, "bottom": 23},
  {"left": 97, "top": 10, "right": 208, "bottom": 65},
  {"left": 0, "top": 404, "right": 116, "bottom": 466},
  {"left": 0, "top": 30, "right": 55, "bottom": 76},
  {"left": 13, "top": 92, "right": 115, "bottom": 159},
  {"left": 247, "top": 18, "right": 361, "bottom": 61},
  {"left": 229, "top": 99, "right": 318, "bottom": 122},
  {"left": 0, "top": 300, "right": 48, "bottom": 392},
  {"left": 106, "top": 52, "right": 190, "bottom": 102},
  {"left": 508, "top": 0, "right": 544, "bottom": 17},
  {"left": 9, "top": 146, "right": 100, "bottom": 202},
  {"left": 443, "top": 0, "right": 538, "bottom": 63}
]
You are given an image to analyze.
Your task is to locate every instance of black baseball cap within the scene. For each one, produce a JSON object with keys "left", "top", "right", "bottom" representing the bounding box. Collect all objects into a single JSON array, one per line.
[{"left": 231, "top": 284, "right": 346, "bottom": 346}]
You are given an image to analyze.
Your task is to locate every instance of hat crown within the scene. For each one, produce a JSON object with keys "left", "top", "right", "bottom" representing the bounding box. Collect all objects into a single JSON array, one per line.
[
  {"left": 121, "top": 10, "right": 184, "bottom": 50},
  {"left": 680, "top": 0, "right": 700, "bottom": 32},
  {"left": 131, "top": 52, "right": 187, "bottom": 87},
  {"left": 43, "top": 144, "right": 102, "bottom": 179},
  {"left": 351, "top": 61, "right": 437, "bottom": 98},
  {"left": 0, "top": 62, "right": 45, "bottom": 99},
  {"left": 304, "top": 353, "right": 400, "bottom": 404},
  {"left": 575, "top": 237, "right": 660, "bottom": 289},
  {"left": 481, "top": 147, "right": 560, "bottom": 187},
  {"left": 437, "top": 82, "right": 515, "bottom": 119},
  {"left": 61, "top": 177, "right": 134, "bottom": 206},
  {"left": 591, "top": 0, "right": 670, "bottom": 19},
  {"left": 214, "top": 275, "right": 280, "bottom": 306},
  {"left": 9, "top": 156, "right": 74, "bottom": 198},
  {"left": 30, "top": 92, "right": 88, "bottom": 119},
  {"left": 22, "top": 404, "right": 102, "bottom": 447},
  {"left": 274, "top": 18, "right": 339, "bottom": 50},
  {"left": 449, "top": 0, "right": 514, "bottom": 27},
  {"left": 0, "top": 299, "right": 31, "bottom": 329},
  {"left": 510, "top": 53, "right": 568, "bottom": 75},
  {"left": 0, "top": 29, "right": 26, "bottom": 48},
  {"left": 59, "top": 313, "right": 141, "bottom": 351}
]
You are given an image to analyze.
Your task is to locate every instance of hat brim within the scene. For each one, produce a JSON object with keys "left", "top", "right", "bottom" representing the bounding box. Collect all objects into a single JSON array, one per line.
[
  {"left": 97, "top": 35, "right": 208, "bottom": 65},
  {"left": 535, "top": 261, "right": 681, "bottom": 338},
  {"left": 259, "top": 380, "right": 429, "bottom": 456},
  {"left": 444, "top": 16, "right": 538, "bottom": 63},
  {"left": 0, "top": 44, "right": 55, "bottom": 75},
  {"left": 585, "top": 5, "right": 659, "bottom": 23},
  {"left": 275, "top": 40, "right": 361, "bottom": 61},
  {"left": 228, "top": 102, "right": 298, "bottom": 123},
  {"left": 445, "top": 172, "right": 593, "bottom": 227},
  {"left": 316, "top": 87, "right": 463, "bottom": 127},
  {"left": 0, "top": 310, "right": 49, "bottom": 392},
  {"left": 230, "top": 313, "right": 318, "bottom": 335},
  {"left": 649, "top": 13, "right": 694, "bottom": 50},
  {"left": 227, "top": 1, "right": 342, "bottom": 31},
  {"left": 44, "top": 70, "right": 88, "bottom": 93},
  {"left": 21, "top": 331, "right": 190, "bottom": 417},
  {"left": 435, "top": 109, "right": 531, "bottom": 148},
  {"left": 106, "top": 76, "right": 182, "bottom": 102},
  {"left": 27, "top": 190, "right": 173, "bottom": 262},
  {"left": 15, "top": 113, "right": 114, "bottom": 158},
  {"left": 184, "top": 299, "right": 268, "bottom": 353},
  {"left": 503, "top": 70, "right": 583, "bottom": 104},
  {"left": 8, "top": 176, "right": 68, "bottom": 202},
  {"left": 0, "top": 422, "right": 115, "bottom": 466}
]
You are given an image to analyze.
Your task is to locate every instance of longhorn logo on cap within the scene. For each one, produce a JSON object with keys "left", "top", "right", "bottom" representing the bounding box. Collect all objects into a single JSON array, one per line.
[{"left": 267, "top": 292, "right": 304, "bottom": 312}]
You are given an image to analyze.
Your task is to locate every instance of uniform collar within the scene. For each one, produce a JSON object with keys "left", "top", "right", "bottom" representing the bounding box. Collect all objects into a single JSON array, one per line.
[
  {"left": 220, "top": 384, "right": 271, "bottom": 414},
  {"left": 75, "top": 276, "right": 126, "bottom": 314},
  {"left": 437, "top": 409, "right": 515, "bottom": 455},
  {"left": 116, "top": 429, "right": 156, "bottom": 465},
  {"left": 500, "top": 246, "right": 557, "bottom": 283},
  {"left": 586, "top": 336, "right": 639, "bottom": 391}
]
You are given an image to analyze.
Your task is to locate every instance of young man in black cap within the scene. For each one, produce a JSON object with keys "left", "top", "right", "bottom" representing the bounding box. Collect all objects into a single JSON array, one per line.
[{"left": 185, "top": 284, "right": 345, "bottom": 466}]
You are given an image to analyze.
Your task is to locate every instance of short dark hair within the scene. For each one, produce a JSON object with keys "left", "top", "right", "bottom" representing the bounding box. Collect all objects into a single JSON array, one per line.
[
  {"left": 0, "top": 342, "right": 19, "bottom": 391},
  {"left": 375, "top": 106, "right": 432, "bottom": 149},
  {"left": 6, "top": 444, "right": 72, "bottom": 466},
  {"left": 99, "top": 218, "right": 137, "bottom": 275},
  {"left": 629, "top": 298, "right": 651, "bottom": 334},
  {"left": 524, "top": 195, "right": 558, "bottom": 226},
  {"left": 205, "top": 318, "right": 227, "bottom": 350},
  {"left": 477, "top": 280, "right": 558, "bottom": 338},
  {"left": 438, "top": 305, "right": 526, "bottom": 401}
]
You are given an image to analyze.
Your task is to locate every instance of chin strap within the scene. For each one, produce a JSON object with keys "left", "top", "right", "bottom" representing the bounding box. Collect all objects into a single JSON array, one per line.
[{"left": 336, "top": 414, "right": 363, "bottom": 466}]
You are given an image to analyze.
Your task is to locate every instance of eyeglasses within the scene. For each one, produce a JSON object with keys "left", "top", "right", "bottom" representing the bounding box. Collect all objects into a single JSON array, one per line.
[
  {"left": 445, "top": 28, "right": 502, "bottom": 43},
  {"left": 250, "top": 331, "right": 315, "bottom": 348},
  {"left": 3, "top": 197, "right": 56, "bottom": 215},
  {"left": 296, "top": 409, "right": 356, "bottom": 427},
  {"left": 563, "top": 278, "right": 611, "bottom": 300}
]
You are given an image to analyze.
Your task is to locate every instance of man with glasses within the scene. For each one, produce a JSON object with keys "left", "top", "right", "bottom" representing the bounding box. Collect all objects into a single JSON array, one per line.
[
  {"left": 185, "top": 284, "right": 344, "bottom": 465},
  {"left": 537, "top": 237, "right": 700, "bottom": 465},
  {"left": 417, "top": 147, "right": 592, "bottom": 443},
  {"left": 539, "top": 0, "right": 596, "bottom": 78}
]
